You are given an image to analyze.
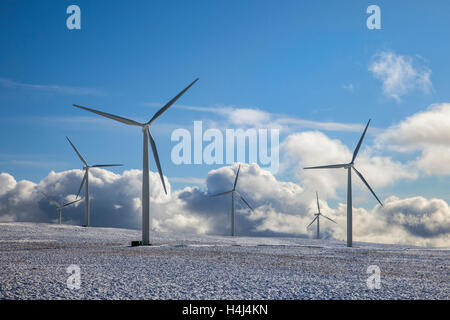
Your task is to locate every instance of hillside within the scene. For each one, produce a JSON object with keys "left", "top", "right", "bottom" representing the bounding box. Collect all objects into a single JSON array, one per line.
[{"left": 0, "top": 222, "right": 448, "bottom": 299}]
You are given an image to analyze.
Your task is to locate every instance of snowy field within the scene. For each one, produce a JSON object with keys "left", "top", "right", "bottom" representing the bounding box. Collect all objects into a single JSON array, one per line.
[{"left": 0, "top": 222, "right": 448, "bottom": 300}]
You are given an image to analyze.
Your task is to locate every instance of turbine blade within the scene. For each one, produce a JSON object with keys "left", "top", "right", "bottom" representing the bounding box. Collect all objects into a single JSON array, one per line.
[
  {"left": 41, "top": 191, "right": 59, "bottom": 207},
  {"left": 320, "top": 214, "right": 337, "bottom": 224},
  {"left": 148, "top": 129, "right": 167, "bottom": 195},
  {"left": 352, "top": 167, "right": 383, "bottom": 206},
  {"left": 62, "top": 198, "right": 82, "bottom": 207},
  {"left": 148, "top": 78, "right": 199, "bottom": 124},
  {"left": 236, "top": 191, "right": 253, "bottom": 211},
  {"left": 316, "top": 191, "right": 320, "bottom": 213},
  {"left": 76, "top": 171, "right": 88, "bottom": 198},
  {"left": 307, "top": 216, "right": 318, "bottom": 228},
  {"left": 210, "top": 190, "right": 233, "bottom": 197},
  {"left": 66, "top": 136, "right": 88, "bottom": 166},
  {"left": 91, "top": 164, "right": 123, "bottom": 168},
  {"left": 40, "top": 191, "right": 52, "bottom": 202},
  {"left": 304, "top": 164, "right": 347, "bottom": 169},
  {"left": 73, "top": 104, "right": 143, "bottom": 127},
  {"left": 351, "top": 119, "right": 371, "bottom": 163},
  {"left": 233, "top": 164, "right": 241, "bottom": 191}
]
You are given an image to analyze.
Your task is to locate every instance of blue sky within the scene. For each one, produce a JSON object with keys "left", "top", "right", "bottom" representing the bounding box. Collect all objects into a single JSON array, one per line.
[{"left": 2, "top": 0, "right": 450, "bottom": 204}]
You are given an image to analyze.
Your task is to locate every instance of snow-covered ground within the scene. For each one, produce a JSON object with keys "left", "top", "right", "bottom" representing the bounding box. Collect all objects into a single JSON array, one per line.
[{"left": 0, "top": 222, "right": 448, "bottom": 299}]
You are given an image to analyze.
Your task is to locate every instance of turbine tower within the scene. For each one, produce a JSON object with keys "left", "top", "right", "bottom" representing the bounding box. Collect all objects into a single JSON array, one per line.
[
  {"left": 306, "top": 191, "right": 337, "bottom": 239},
  {"left": 66, "top": 136, "right": 123, "bottom": 227},
  {"left": 41, "top": 191, "right": 82, "bottom": 224},
  {"left": 304, "top": 120, "right": 383, "bottom": 247},
  {"left": 73, "top": 78, "right": 198, "bottom": 245},
  {"left": 211, "top": 164, "right": 253, "bottom": 236}
]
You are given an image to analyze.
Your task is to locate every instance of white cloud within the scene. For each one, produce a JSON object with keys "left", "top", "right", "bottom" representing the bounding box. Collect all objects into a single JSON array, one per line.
[
  {"left": 230, "top": 108, "right": 271, "bottom": 127},
  {"left": 280, "top": 131, "right": 417, "bottom": 201},
  {"left": 0, "top": 77, "right": 104, "bottom": 96},
  {"left": 378, "top": 103, "right": 450, "bottom": 175},
  {"left": 0, "top": 173, "right": 16, "bottom": 196},
  {"left": 175, "top": 104, "right": 365, "bottom": 133},
  {"left": 169, "top": 176, "right": 205, "bottom": 185},
  {"left": 281, "top": 131, "right": 350, "bottom": 199},
  {"left": 276, "top": 118, "right": 364, "bottom": 132},
  {"left": 343, "top": 83, "right": 354, "bottom": 92},
  {"left": 1, "top": 163, "right": 448, "bottom": 247},
  {"left": 346, "top": 196, "right": 450, "bottom": 247},
  {"left": 369, "top": 51, "right": 432, "bottom": 102}
]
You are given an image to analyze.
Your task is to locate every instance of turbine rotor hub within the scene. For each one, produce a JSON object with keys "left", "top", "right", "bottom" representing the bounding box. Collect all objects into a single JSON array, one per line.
[{"left": 142, "top": 124, "right": 150, "bottom": 132}]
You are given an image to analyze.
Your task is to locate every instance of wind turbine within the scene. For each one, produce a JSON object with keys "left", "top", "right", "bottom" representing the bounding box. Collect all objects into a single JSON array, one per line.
[
  {"left": 66, "top": 136, "right": 123, "bottom": 227},
  {"left": 72, "top": 78, "right": 199, "bottom": 245},
  {"left": 210, "top": 164, "right": 253, "bottom": 236},
  {"left": 303, "top": 120, "right": 383, "bottom": 247},
  {"left": 41, "top": 191, "right": 82, "bottom": 224},
  {"left": 306, "top": 191, "right": 337, "bottom": 239}
]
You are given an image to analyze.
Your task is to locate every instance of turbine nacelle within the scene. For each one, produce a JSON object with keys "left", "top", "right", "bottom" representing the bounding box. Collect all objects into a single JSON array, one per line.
[{"left": 142, "top": 123, "right": 150, "bottom": 132}]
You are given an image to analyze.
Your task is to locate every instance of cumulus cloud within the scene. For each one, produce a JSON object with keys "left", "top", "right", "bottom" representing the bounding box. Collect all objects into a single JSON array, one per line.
[
  {"left": 178, "top": 164, "right": 309, "bottom": 237},
  {"left": 378, "top": 103, "right": 450, "bottom": 175},
  {"left": 340, "top": 196, "right": 450, "bottom": 247},
  {"left": 280, "top": 131, "right": 417, "bottom": 201},
  {"left": 0, "top": 173, "right": 16, "bottom": 196},
  {"left": 1, "top": 163, "right": 448, "bottom": 247},
  {"left": 0, "top": 169, "right": 173, "bottom": 228},
  {"left": 369, "top": 51, "right": 432, "bottom": 102},
  {"left": 383, "top": 196, "right": 450, "bottom": 238}
]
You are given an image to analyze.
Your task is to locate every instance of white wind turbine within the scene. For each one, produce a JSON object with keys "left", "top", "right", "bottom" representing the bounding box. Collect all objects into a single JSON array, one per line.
[
  {"left": 306, "top": 191, "right": 337, "bottom": 239},
  {"left": 210, "top": 164, "right": 253, "bottom": 236},
  {"left": 73, "top": 78, "right": 199, "bottom": 245},
  {"left": 66, "top": 136, "right": 123, "bottom": 227},
  {"left": 304, "top": 120, "right": 383, "bottom": 247},
  {"left": 41, "top": 191, "right": 82, "bottom": 224}
]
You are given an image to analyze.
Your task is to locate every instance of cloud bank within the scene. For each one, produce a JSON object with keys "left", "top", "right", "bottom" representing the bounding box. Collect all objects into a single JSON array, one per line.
[
  {"left": 377, "top": 103, "right": 450, "bottom": 175},
  {"left": 0, "top": 162, "right": 448, "bottom": 247}
]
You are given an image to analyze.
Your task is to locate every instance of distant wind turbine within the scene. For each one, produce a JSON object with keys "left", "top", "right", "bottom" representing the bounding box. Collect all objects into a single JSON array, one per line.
[
  {"left": 66, "top": 136, "right": 123, "bottom": 227},
  {"left": 303, "top": 120, "right": 383, "bottom": 247},
  {"left": 306, "top": 191, "right": 337, "bottom": 239},
  {"left": 73, "top": 78, "right": 199, "bottom": 245},
  {"left": 210, "top": 164, "right": 253, "bottom": 236},
  {"left": 41, "top": 191, "right": 82, "bottom": 224}
]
